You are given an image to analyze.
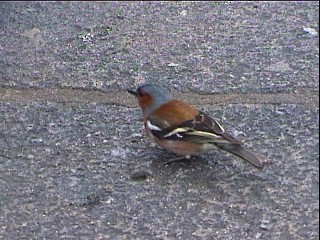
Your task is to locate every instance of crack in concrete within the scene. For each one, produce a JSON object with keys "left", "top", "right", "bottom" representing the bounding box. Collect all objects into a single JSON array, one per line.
[{"left": 0, "top": 87, "right": 319, "bottom": 108}]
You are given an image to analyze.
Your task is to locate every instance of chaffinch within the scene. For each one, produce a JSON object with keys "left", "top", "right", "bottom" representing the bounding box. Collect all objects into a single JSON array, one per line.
[{"left": 128, "top": 83, "right": 272, "bottom": 169}]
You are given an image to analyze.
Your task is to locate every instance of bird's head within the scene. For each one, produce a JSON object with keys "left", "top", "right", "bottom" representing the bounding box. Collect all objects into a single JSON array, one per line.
[{"left": 128, "top": 83, "right": 173, "bottom": 117}]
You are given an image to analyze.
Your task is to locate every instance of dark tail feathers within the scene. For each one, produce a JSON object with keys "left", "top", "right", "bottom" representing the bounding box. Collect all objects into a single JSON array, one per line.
[{"left": 218, "top": 144, "right": 272, "bottom": 169}]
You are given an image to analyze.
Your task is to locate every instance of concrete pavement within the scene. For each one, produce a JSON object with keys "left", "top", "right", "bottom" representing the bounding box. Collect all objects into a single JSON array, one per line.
[{"left": 0, "top": 2, "right": 319, "bottom": 239}]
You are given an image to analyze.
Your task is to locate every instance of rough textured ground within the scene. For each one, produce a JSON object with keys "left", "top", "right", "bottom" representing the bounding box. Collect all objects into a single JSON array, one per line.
[{"left": 0, "top": 2, "right": 319, "bottom": 240}]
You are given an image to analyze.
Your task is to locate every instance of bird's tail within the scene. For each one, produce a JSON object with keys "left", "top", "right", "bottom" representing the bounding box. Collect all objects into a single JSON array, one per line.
[{"left": 218, "top": 144, "right": 272, "bottom": 169}]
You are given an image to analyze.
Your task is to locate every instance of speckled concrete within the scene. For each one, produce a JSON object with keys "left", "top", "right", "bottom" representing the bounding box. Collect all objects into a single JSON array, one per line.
[
  {"left": 0, "top": 2, "right": 319, "bottom": 240},
  {"left": 0, "top": 102, "right": 318, "bottom": 239},
  {"left": 1, "top": 2, "right": 318, "bottom": 93}
]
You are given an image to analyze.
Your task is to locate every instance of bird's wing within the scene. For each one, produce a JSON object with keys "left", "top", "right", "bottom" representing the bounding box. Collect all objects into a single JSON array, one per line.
[{"left": 147, "top": 112, "right": 243, "bottom": 145}]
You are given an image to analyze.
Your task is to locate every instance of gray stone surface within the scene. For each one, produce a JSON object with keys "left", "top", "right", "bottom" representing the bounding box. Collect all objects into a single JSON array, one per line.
[
  {"left": 0, "top": 2, "right": 319, "bottom": 240},
  {"left": 1, "top": 2, "right": 319, "bottom": 93},
  {"left": 0, "top": 102, "right": 318, "bottom": 239}
]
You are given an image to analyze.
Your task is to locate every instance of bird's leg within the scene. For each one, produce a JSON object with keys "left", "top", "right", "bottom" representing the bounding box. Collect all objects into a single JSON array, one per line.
[{"left": 161, "top": 155, "right": 192, "bottom": 165}]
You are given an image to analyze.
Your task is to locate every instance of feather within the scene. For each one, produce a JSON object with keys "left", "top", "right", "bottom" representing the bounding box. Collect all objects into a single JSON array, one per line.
[{"left": 147, "top": 112, "right": 242, "bottom": 145}]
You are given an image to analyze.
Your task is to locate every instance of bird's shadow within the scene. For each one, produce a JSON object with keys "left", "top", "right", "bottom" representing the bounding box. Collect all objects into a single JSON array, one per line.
[{"left": 129, "top": 150, "right": 273, "bottom": 189}]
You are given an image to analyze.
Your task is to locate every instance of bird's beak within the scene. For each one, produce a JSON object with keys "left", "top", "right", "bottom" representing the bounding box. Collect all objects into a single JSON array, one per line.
[{"left": 127, "top": 89, "right": 138, "bottom": 96}]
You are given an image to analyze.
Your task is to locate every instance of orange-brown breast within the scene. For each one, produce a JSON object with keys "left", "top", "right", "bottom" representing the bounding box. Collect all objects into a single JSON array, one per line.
[
  {"left": 138, "top": 95, "right": 153, "bottom": 110},
  {"left": 149, "top": 99, "right": 199, "bottom": 127}
]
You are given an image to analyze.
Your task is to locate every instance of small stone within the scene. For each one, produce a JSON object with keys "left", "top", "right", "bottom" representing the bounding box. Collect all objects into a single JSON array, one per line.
[
  {"left": 21, "top": 28, "right": 40, "bottom": 39},
  {"left": 180, "top": 10, "right": 187, "bottom": 16},
  {"left": 260, "top": 219, "right": 272, "bottom": 230},
  {"left": 255, "top": 232, "right": 262, "bottom": 239},
  {"left": 26, "top": 154, "right": 34, "bottom": 159},
  {"left": 130, "top": 169, "right": 152, "bottom": 181},
  {"left": 167, "top": 63, "right": 179, "bottom": 67},
  {"left": 303, "top": 27, "right": 318, "bottom": 36}
]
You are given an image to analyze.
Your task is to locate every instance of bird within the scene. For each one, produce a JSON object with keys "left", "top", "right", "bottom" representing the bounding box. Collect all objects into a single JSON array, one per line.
[{"left": 128, "top": 83, "right": 272, "bottom": 169}]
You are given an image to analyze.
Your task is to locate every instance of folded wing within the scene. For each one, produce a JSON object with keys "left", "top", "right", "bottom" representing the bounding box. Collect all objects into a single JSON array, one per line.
[{"left": 147, "top": 112, "right": 243, "bottom": 145}]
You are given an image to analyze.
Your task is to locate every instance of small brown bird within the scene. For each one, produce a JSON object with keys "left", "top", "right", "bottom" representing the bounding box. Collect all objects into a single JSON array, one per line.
[{"left": 128, "top": 83, "right": 272, "bottom": 169}]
